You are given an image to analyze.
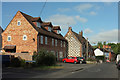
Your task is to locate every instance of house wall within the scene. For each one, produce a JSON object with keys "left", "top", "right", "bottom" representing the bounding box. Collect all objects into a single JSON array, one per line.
[
  {"left": 38, "top": 34, "right": 68, "bottom": 60},
  {"left": 2, "top": 11, "right": 38, "bottom": 55},
  {"left": 65, "top": 31, "right": 82, "bottom": 57}
]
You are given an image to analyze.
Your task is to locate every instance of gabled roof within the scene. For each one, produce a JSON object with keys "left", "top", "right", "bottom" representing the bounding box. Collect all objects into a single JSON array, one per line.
[
  {"left": 20, "top": 11, "right": 66, "bottom": 41},
  {"left": 72, "top": 31, "right": 86, "bottom": 44},
  {"left": 53, "top": 26, "right": 61, "bottom": 31},
  {"left": 41, "top": 22, "right": 53, "bottom": 27},
  {"left": 65, "top": 28, "right": 93, "bottom": 49}
]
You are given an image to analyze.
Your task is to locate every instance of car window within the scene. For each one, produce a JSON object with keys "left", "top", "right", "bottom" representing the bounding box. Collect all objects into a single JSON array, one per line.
[
  {"left": 68, "top": 57, "right": 72, "bottom": 59},
  {"left": 77, "top": 57, "right": 84, "bottom": 59},
  {"left": 72, "top": 57, "right": 75, "bottom": 59}
]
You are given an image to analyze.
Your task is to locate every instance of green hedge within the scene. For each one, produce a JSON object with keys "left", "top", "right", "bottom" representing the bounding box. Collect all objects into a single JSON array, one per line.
[{"left": 33, "top": 50, "right": 56, "bottom": 66}]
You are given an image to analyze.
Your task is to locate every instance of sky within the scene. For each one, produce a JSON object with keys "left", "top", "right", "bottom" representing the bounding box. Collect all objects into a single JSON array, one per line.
[{"left": 1, "top": 1, "right": 119, "bottom": 45}]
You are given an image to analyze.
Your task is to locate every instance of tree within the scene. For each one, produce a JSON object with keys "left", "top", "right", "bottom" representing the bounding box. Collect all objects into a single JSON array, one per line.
[
  {"left": 97, "top": 42, "right": 103, "bottom": 48},
  {"left": 103, "top": 41, "right": 106, "bottom": 45}
]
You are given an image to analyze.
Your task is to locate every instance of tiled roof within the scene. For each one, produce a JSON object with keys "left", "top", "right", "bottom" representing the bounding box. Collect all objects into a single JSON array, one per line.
[
  {"left": 53, "top": 26, "right": 61, "bottom": 31},
  {"left": 20, "top": 11, "right": 66, "bottom": 41},
  {"left": 41, "top": 22, "right": 53, "bottom": 27},
  {"left": 72, "top": 30, "right": 93, "bottom": 49},
  {"left": 72, "top": 31, "right": 86, "bottom": 44}
]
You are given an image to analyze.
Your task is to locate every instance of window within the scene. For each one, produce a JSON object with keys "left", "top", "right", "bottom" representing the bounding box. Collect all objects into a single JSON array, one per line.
[
  {"left": 55, "top": 39, "right": 57, "bottom": 46},
  {"left": 48, "top": 27, "right": 51, "bottom": 32},
  {"left": 23, "top": 35, "right": 27, "bottom": 40},
  {"left": 52, "top": 38, "right": 54, "bottom": 46},
  {"left": 57, "top": 30, "right": 60, "bottom": 34},
  {"left": 64, "top": 41, "right": 65, "bottom": 47},
  {"left": 41, "top": 35, "right": 43, "bottom": 44},
  {"left": 17, "top": 21, "right": 21, "bottom": 26},
  {"left": 45, "top": 37, "right": 47, "bottom": 45},
  {"left": 61, "top": 41, "right": 62, "bottom": 47},
  {"left": 7, "top": 36, "right": 11, "bottom": 41},
  {"left": 37, "top": 22, "right": 41, "bottom": 28},
  {"left": 59, "top": 52, "right": 63, "bottom": 58}
]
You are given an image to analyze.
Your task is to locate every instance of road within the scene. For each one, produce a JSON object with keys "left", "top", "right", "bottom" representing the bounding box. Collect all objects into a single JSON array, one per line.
[
  {"left": 64, "top": 62, "right": 118, "bottom": 78},
  {"left": 1, "top": 62, "right": 120, "bottom": 80}
]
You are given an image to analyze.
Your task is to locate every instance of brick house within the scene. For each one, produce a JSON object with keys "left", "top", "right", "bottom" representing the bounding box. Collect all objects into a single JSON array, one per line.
[
  {"left": 103, "top": 45, "right": 115, "bottom": 61},
  {"left": 65, "top": 27, "right": 94, "bottom": 58},
  {"left": 2, "top": 11, "right": 68, "bottom": 60},
  {"left": 0, "top": 26, "right": 3, "bottom": 50}
]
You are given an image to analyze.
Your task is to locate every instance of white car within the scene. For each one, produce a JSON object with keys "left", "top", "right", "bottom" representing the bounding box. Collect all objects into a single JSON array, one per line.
[{"left": 116, "top": 54, "right": 120, "bottom": 64}]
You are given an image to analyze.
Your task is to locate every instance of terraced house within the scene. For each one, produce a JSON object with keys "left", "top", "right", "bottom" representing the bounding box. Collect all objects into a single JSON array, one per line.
[
  {"left": 65, "top": 27, "right": 94, "bottom": 58},
  {"left": 2, "top": 11, "right": 68, "bottom": 60}
]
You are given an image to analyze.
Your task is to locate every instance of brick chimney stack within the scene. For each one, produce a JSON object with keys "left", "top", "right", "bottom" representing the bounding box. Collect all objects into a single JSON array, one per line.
[
  {"left": 68, "top": 27, "right": 72, "bottom": 31},
  {"left": 79, "top": 30, "right": 83, "bottom": 36}
]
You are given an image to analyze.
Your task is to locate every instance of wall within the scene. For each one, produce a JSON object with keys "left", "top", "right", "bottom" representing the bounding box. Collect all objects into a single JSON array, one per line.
[
  {"left": 65, "top": 31, "right": 82, "bottom": 57},
  {"left": 2, "top": 11, "right": 38, "bottom": 55},
  {"left": 38, "top": 34, "right": 67, "bottom": 60}
]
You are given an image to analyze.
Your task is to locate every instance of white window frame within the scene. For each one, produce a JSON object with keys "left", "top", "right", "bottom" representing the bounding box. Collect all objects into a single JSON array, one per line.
[
  {"left": 17, "top": 21, "right": 21, "bottom": 26},
  {"left": 52, "top": 38, "right": 54, "bottom": 46},
  {"left": 59, "top": 52, "right": 63, "bottom": 58},
  {"left": 37, "top": 22, "right": 41, "bottom": 28},
  {"left": 57, "top": 30, "right": 60, "bottom": 34},
  {"left": 23, "top": 35, "right": 27, "bottom": 40},
  {"left": 45, "top": 36, "right": 47, "bottom": 45},
  {"left": 61, "top": 41, "right": 62, "bottom": 47},
  {"left": 48, "top": 27, "right": 51, "bottom": 32},
  {"left": 64, "top": 41, "right": 65, "bottom": 47},
  {"left": 55, "top": 39, "right": 57, "bottom": 46},
  {"left": 41, "top": 35, "right": 43, "bottom": 44},
  {"left": 7, "top": 36, "right": 11, "bottom": 41}
]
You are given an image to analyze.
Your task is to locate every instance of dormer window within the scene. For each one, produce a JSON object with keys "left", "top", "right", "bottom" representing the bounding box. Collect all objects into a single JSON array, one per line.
[
  {"left": 57, "top": 30, "right": 60, "bottom": 34},
  {"left": 37, "top": 22, "right": 41, "bottom": 28},
  {"left": 48, "top": 27, "right": 51, "bottom": 32},
  {"left": 17, "top": 21, "right": 21, "bottom": 26}
]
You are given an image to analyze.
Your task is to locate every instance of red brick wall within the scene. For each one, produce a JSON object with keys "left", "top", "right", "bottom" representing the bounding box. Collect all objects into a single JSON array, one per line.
[
  {"left": 38, "top": 34, "right": 67, "bottom": 60},
  {"left": 2, "top": 11, "right": 38, "bottom": 55}
]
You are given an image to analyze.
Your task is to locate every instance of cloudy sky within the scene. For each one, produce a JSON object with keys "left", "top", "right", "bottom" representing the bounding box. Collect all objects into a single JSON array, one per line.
[{"left": 1, "top": 1, "right": 118, "bottom": 45}]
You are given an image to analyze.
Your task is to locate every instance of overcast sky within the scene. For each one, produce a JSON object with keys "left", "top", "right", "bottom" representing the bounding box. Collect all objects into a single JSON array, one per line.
[{"left": 1, "top": 1, "right": 119, "bottom": 45}]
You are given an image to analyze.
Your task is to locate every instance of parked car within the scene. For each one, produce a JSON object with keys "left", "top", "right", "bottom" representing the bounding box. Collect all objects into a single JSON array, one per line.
[
  {"left": 77, "top": 57, "right": 86, "bottom": 64},
  {"left": 116, "top": 54, "right": 120, "bottom": 65},
  {"left": 117, "top": 60, "right": 120, "bottom": 70},
  {"left": 62, "top": 56, "right": 85, "bottom": 64}
]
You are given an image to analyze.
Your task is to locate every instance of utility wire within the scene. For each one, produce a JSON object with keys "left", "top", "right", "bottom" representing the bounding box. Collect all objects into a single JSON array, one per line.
[{"left": 39, "top": 0, "right": 47, "bottom": 17}]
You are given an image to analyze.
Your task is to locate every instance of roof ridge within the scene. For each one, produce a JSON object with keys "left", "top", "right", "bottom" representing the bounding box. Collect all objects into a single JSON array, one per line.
[{"left": 19, "top": 11, "right": 34, "bottom": 18}]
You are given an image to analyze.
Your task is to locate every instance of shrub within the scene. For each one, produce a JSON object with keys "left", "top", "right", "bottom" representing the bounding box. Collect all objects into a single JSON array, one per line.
[
  {"left": 95, "top": 56, "right": 105, "bottom": 62},
  {"left": 86, "top": 57, "right": 96, "bottom": 61},
  {"left": 10, "top": 56, "right": 26, "bottom": 67},
  {"left": 33, "top": 50, "right": 56, "bottom": 66},
  {"left": 10, "top": 57, "right": 21, "bottom": 67},
  {"left": 20, "top": 59, "right": 26, "bottom": 67}
]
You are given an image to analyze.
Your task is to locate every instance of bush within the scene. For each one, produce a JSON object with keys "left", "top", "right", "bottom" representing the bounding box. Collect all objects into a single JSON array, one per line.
[
  {"left": 95, "top": 56, "right": 105, "bottom": 62},
  {"left": 86, "top": 57, "right": 96, "bottom": 61},
  {"left": 20, "top": 59, "right": 26, "bottom": 67},
  {"left": 33, "top": 50, "right": 56, "bottom": 66},
  {"left": 10, "top": 57, "right": 21, "bottom": 67},
  {"left": 10, "top": 56, "right": 26, "bottom": 67}
]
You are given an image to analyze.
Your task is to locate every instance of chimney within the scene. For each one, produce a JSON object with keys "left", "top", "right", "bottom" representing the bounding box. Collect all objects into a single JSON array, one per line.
[
  {"left": 79, "top": 30, "right": 83, "bottom": 36},
  {"left": 68, "top": 27, "right": 72, "bottom": 31},
  {"left": 98, "top": 46, "right": 100, "bottom": 48}
]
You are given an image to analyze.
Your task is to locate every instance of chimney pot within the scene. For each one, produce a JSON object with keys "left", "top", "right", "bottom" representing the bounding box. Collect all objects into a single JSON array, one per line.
[{"left": 68, "top": 27, "right": 72, "bottom": 31}]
